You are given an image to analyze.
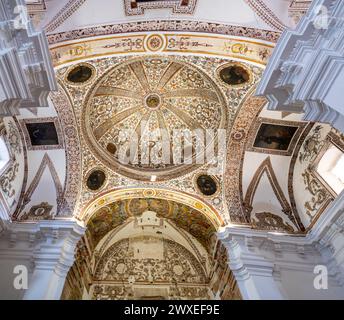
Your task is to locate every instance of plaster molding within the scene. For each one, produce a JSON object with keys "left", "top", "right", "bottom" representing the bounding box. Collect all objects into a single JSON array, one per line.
[
  {"left": 0, "top": 0, "right": 57, "bottom": 116},
  {"left": 20, "top": 153, "right": 63, "bottom": 218},
  {"left": 256, "top": 0, "right": 344, "bottom": 133},
  {"left": 244, "top": 156, "right": 297, "bottom": 229},
  {"left": 219, "top": 191, "right": 344, "bottom": 290},
  {"left": 46, "top": 20, "right": 281, "bottom": 45}
]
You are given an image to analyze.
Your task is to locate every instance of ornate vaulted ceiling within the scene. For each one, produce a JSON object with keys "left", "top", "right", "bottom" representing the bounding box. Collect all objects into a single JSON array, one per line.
[
  {"left": 82, "top": 56, "right": 227, "bottom": 180},
  {"left": 2, "top": 1, "right": 340, "bottom": 242},
  {"left": 86, "top": 197, "right": 216, "bottom": 250},
  {"left": 1, "top": 0, "right": 343, "bottom": 302},
  {"left": 53, "top": 53, "right": 263, "bottom": 224}
]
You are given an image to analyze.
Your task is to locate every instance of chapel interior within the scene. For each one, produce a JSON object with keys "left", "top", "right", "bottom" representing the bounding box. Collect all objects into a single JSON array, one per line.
[{"left": 0, "top": 0, "right": 344, "bottom": 300}]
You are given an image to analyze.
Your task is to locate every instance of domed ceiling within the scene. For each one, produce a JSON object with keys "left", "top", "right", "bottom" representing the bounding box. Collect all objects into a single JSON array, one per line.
[
  {"left": 82, "top": 56, "right": 227, "bottom": 181},
  {"left": 53, "top": 53, "right": 262, "bottom": 219}
]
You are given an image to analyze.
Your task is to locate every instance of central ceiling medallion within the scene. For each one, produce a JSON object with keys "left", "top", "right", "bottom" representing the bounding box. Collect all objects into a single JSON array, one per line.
[
  {"left": 144, "top": 93, "right": 162, "bottom": 110},
  {"left": 82, "top": 56, "right": 227, "bottom": 181}
]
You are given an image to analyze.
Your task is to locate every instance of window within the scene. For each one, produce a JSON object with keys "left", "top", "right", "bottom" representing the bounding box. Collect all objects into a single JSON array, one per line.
[
  {"left": 0, "top": 136, "right": 10, "bottom": 172},
  {"left": 316, "top": 144, "right": 344, "bottom": 195}
]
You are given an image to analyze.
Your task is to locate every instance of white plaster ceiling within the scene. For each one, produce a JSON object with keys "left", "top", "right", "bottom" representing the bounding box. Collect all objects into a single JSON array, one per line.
[{"left": 33, "top": 0, "right": 296, "bottom": 34}]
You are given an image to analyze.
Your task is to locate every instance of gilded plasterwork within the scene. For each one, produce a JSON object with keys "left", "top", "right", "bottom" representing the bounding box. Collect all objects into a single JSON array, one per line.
[
  {"left": 49, "top": 85, "right": 82, "bottom": 216},
  {"left": 54, "top": 53, "right": 263, "bottom": 222},
  {"left": 87, "top": 198, "right": 216, "bottom": 250},
  {"left": 224, "top": 96, "right": 309, "bottom": 228},
  {"left": 287, "top": 123, "right": 314, "bottom": 232},
  {"left": 46, "top": 42, "right": 329, "bottom": 234},
  {"left": 18, "top": 153, "right": 63, "bottom": 219},
  {"left": 224, "top": 96, "right": 266, "bottom": 224},
  {"left": 0, "top": 120, "right": 21, "bottom": 202},
  {"left": 6, "top": 121, "right": 22, "bottom": 155},
  {"left": 252, "top": 212, "right": 294, "bottom": 233},
  {"left": 82, "top": 56, "right": 227, "bottom": 181},
  {"left": 47, "top": 20, "right": 280, "bottom": 45},
  {"left": 79, "top": 188, "right": 223, "bottom": 230},
  {"left": 7, "top": 118, "right": 27, "bottom": 218},
  {"left": 299, "top": 125, "right": 325, "bottom": 163},
  {"left": 299, "top": 129, "right": 344, "bottom": 223},
  {"left": 293, "top": 125, "right": 341, "bottom": 228},
  {"left": 94, "top": 237, "right": 206, "bottom": 284},
  {"left": 50, "top": 33, "right": 274, "bottom": 67},
  {"left": 302, "top": 169, "right": 333, "bottom": 220},
  {"left": 62, "top": 213, "right": 240, "bottom": 300},
  {"left": 0, "top": 162, "right": 19, "bottom": 198},
  {"left": 21, "top": 202, "right": 54, "bottom": 220}
]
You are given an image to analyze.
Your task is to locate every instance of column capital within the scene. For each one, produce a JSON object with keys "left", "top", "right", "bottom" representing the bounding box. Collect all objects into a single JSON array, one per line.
[{"left": 14, "top": 219, "right": 86, "bottom": 300}]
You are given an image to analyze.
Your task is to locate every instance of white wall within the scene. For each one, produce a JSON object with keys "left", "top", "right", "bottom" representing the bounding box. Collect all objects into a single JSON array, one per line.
[{"left": 220, "top": 192, "right": 344, "bottom": 299}]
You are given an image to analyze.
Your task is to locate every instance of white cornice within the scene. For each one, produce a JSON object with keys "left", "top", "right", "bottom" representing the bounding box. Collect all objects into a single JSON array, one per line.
[
  {"left": 0, "top": 0, "right": 57, "bottom": 116},
  {"left": 256, "top": 0, "right": 344, "bottom": 133}
]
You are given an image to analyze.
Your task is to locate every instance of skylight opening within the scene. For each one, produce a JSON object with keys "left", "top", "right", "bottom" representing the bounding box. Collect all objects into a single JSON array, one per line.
[
  {"left": 0, "top": 137, "right": 10, "bottom": 173},
  {"left": 316, "top": 144, "right": 344, "bottom": 195},
  {"left": 0, "top": 136, "right": 10, "bottom": 173}
]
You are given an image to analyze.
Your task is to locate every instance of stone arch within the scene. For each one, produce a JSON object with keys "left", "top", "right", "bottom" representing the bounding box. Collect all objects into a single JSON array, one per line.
[
  {"left": 61, "top": 189, "right": 241, "bottom": 300},
  {"left": 80, "top": 187, "right": 225, "bottom": 229}
]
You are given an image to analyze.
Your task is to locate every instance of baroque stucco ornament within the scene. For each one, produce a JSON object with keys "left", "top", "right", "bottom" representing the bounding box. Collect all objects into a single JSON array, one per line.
[
  {"left": 54, "top": 52, "right": 262, "bottom": 223},
  {"left": 82, "top": 56, "right": 227, "bottom": 181}
]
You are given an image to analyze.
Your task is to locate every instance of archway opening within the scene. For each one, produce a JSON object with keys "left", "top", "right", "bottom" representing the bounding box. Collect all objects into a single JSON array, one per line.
[{"left": 61, "top": 189, "right": 240, "bottom": 300}]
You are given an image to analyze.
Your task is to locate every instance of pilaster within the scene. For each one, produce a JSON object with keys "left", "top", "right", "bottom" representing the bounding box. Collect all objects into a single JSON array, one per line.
[{"left": 0, "top": 219, "right": 85, "bottom": 300}]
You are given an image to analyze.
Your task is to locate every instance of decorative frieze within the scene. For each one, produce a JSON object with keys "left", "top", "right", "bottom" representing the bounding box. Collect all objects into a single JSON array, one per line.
[{"left": 46, "top": 20, "right": 281, "bottom": 45}]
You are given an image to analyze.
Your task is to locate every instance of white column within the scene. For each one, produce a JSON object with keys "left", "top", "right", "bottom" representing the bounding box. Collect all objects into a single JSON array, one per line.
[
  {"left": 312, "top": 192, "right": 344, "bottom": 286},
  {"left": 219, "top": 199, "right": 344, "bottom": 300},
  {"left": 23, "top": 220, "right": 85, "bottom": 300},
  {"left": 223, "top": 237, "right": 284, "bottom": 300}
]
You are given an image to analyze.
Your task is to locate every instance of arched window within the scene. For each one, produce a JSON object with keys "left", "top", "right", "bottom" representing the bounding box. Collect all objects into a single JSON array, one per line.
[{"left": 0, "top": 136, "right": 10, "bottom": 173}]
